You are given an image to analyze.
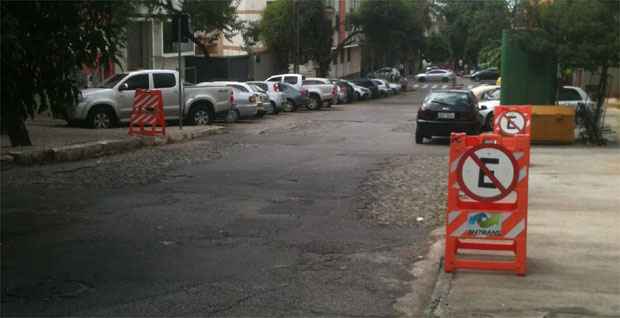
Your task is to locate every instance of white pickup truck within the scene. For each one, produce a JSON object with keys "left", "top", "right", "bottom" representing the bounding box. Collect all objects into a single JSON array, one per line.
[
  {"left": 66, "top": 69, "right": 232, "bottom": 128},
  {"left": 265, "top": 74, "right": 336, "bottom": 110}
]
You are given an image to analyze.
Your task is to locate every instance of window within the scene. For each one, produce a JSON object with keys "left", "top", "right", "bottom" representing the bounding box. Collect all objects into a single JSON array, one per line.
[
  {"left": 253, "top": 83, "right": 268, "bottom": 91},
  {"left": 303, "top": 80, "right": 320, "bottom": 85},
  {"left": 267, "top": 76, "right": 281, "bottom": 82},
  {"left": 153, "top": 73, "right": 176, "bottom": 88},
  {"left": 229, "top": 84, "right": 249, "bottom": 93},
  {"left": 347, "top": 48, "right": 351, "bottom": 62},
  {"left": 340, "top": 51, "right": 344, "bottom": 64},
  {"left": 559, "top": 88, "right": 582, "bottom": 101},
  {"left": 121, "top": 74, "right": 149, "bottom": 90},
  {"left": 284, "top": 76, "right": 298, "bottom": 84}
]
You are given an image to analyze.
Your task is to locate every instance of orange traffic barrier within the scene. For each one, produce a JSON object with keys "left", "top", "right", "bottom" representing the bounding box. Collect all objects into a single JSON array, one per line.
[
  {"left": 493, "top": 105, "right": 532, "bottom": 137},
  {"left": 128, "top": 89, "right": 166, "bottom": 137},
  {"left": 445, "top": 132, "right": 530, "bottom": 276}
]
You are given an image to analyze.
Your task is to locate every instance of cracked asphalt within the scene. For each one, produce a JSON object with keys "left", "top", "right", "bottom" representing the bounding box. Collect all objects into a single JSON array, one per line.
[{"left": 2, "top": 89, "right": 450, "bottom": 317}]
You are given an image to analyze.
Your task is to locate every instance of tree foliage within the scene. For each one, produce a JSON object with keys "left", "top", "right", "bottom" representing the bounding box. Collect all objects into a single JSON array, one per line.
[
  {"left": 260, "top": 0, "right": 334, "bottom": 75},
  {"left": 1, "top": 1, "right": 136, "bottom": 146},
  {"left": 1, "top": 0, "right": 240, "bottom": 146},
  {"left": 430, "top": 0, "right": 510, "bottom": 68},
  {"left": 514, "top": 0, "right": 620, "bottom": 144},
  {"left": 350, "top": 0, "right": 425, "bottom": 71}
]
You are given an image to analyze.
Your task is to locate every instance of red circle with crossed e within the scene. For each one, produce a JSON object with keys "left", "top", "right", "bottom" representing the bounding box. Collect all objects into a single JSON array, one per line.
[
  {"left": 497, "top": 111, "right": 527, "bottom": 136},
  {"left": 456, "top": 143, "right": 519, "bottom": 202}
]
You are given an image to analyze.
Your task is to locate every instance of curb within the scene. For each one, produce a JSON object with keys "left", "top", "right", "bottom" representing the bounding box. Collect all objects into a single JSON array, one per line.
[
  {"left": 2, "top": 126, "right": 224, "bottom": 166},
  {"left": 395, "top": 228, "right": 450, "bottom": 318}
]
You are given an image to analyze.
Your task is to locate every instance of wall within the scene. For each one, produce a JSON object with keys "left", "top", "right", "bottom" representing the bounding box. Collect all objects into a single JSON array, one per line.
[{"left": 573, "top": 67, "right": 620, "bottom": 98}]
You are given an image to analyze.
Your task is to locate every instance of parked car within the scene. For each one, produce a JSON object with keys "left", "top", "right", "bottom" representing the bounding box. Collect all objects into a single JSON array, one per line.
[
  {"left": 343, "top": 80, "right": 370, "bottom": 100},
  {"left": 329, "top": 79, "right": 355, "bottom": 104},
  {"left": 476, "top": 85, "right": 594, "bottom": 131},
  {"left": 371, "top": 79, "right": 392, "bottom": 97},
  {"left": 416, "top": 90, "right": 482, "bottom": 144},
  {"left": 266, "top": 74, "right": 336, "bottom": 110},
  {"left": 278, "top": 82, "right": 309, "bottom": 112},
  {"left": 387, "top": 82, "right": 402, "bottom": 94},
  {"left": 369, "top": 67, "right": 401, "bottom": 82},
  {"left": 67, "top": 69, "right": 232, "bottom": 128},
  {"left": 471, "top": 68, "right": 500, "bottom": 81},
  {"left": 198, "top": 81, "right": 266, "bottom": 120},
  {"left": 351, "top": 79, "right": 380, "bottom": 98},
  {"left": 414, "top": 69, "right": 456, "bottom": 82},
  {"left": 474, "top": 86, "right": 501, "bottom": 130},
  {"left": 246, "top": 81, "right": 285, "bottom": 114},
  {"left": 245, "top": 83, "right": 276, "bottom": 115}
]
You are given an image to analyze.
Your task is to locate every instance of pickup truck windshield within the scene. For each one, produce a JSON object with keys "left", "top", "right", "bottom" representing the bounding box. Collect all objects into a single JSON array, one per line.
[{"left": 98, "top": 73, "right": 128, "bottom": 88}]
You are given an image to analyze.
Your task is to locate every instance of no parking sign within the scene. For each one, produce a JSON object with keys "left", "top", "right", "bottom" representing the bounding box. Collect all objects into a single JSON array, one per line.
[
  {"left": 445, "top": 133, "right": 530, "bottom": 276},
  {"left": 493, "top": 105, "right": 532, "bottom": 137}
]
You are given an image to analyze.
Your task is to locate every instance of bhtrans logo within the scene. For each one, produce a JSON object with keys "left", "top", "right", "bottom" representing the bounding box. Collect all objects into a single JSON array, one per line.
[{"left": 467, "top": 212, "right": 501, "bottom": 236}]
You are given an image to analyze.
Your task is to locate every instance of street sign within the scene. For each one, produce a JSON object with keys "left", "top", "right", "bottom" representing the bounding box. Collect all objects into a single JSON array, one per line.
[
  {"left": 498, "top": 111, "right": 526, "bottom": 135},
  {"left": 445, "top": 133, "right": 531, "bottom": 276},
  {"left": 493, "top": 105, "right": 532, "bottom": 137},
  {"left": 456, "top": 143, "right": 518, "bottom": 202}
]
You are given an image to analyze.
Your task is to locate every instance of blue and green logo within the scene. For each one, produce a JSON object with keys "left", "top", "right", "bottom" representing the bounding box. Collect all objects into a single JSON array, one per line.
[{"left": 467, "top": 212, "right": 502, "bottom": 236}]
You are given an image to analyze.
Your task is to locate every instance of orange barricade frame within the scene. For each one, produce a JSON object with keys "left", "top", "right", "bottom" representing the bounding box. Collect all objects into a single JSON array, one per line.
[
  {"left": 445, "top": 132, "right": 530, "bottom": 276},
  {"left": 128, "top": 89, "right": 166, "bottom": 137},
  {"left": 493, "top": 105, "right": 532, "bottom": 137}
]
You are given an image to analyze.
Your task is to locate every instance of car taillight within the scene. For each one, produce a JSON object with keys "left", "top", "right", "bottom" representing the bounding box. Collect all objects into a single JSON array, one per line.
[
  {"left": 273, "top": 83, "right": 280, "bottom": 92},
  {"left": 301, "top": 88, "right": 308, "bottom": 96},
  {"left": 229, "top": 91, "right": 234, "bottom": 105},
  {"left": 249, "top": 95, "right": 257, "bottom": 103},
  {"left": 332, "top": 85, "right": 337, "bottom": 96}
]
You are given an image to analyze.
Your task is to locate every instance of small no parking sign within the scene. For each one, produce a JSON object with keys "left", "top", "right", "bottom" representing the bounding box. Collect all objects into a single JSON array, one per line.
[{"left": 493, "top": 105, "right": 532, "bottom": 137}]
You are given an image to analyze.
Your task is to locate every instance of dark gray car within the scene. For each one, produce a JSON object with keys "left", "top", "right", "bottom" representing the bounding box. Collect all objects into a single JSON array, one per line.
[{"left": 278, "top": 82, "right": 310, "bottom": 112}]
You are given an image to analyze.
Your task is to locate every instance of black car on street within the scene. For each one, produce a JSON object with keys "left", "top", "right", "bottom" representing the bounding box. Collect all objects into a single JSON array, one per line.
[{"left": 415, "top": 90, "right": 482, "bottom": 144}]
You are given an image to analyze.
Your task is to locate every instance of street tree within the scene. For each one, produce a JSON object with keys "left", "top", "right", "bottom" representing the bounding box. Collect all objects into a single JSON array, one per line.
[
  {"left": 1, "top": 0, "right": 240, "bottom": 147},
  {"left": 430, "top": 0, "right": 510, "bottom": 70},
  {"left": 350, "top": 0, "right": 424, "bottom": 72},
  {"left": 260, "top": 0, "right": 334, "bottom": 75},
  {"left": 514, "top": 0, "right": 620, "bottom": 144},
  {"left": 1, "top": 1, "right": 136, "bottom": 146}
]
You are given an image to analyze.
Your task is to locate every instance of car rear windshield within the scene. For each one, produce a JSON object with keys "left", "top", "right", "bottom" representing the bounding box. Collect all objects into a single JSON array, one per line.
[{"left": 424, "top": 92, "right": 473, "bottom": 111}]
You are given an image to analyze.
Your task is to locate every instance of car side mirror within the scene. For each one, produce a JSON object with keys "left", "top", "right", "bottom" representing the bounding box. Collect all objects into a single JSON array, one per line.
[{"left": 119, "top": 82, "right": 130, "bottom": 91}]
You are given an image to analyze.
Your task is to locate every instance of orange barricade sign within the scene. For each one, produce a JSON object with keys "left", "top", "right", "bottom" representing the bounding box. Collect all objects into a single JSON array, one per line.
[
  {"left": 493, "top": 105, "right": 532, "bottom": 137},
  {"left": 445, "top": 132, "right": 530, "bottom": 275},
  {"left": 128, "top": 89, "right": 166, "bottom": 136}
]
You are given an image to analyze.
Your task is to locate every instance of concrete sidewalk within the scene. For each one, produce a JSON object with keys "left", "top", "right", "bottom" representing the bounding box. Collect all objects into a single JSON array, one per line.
[
  {"left": 1, "top": 116, "right": 224, "bottom": 165},
  {"left": 430, "top": 145, "right": 620, "bottom": 318}
]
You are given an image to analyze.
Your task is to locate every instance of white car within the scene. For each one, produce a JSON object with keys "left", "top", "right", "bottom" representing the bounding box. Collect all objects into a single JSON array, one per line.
[
  {"left": 371, "top": 79, "right": 391, "bottom": 97},
  {"left": 387, "top": 82, "right": 402, "bottom": 94},
  {"left": 246, "top": 81, "right": 286, "bottom": 114},
  {"left": 477, "top": 85, "right": 594, "bottom": 131},
  {"left": 414, "top": 69, "right": 456, "bottom": 82},
  {"left": 344, "top": 80, "right": 370, "bottom": 100}
]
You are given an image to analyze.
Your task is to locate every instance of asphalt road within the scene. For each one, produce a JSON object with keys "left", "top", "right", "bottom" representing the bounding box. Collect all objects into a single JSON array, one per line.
[{"left": 2, "top": 87, "right": 452, "bottom": 317}]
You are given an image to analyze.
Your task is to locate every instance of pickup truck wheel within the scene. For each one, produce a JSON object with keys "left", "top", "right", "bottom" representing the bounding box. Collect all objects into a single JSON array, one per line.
[
  {"left": 189, "top": 104, "right": 212, "bottom": 125},
  {"left": 307, "top": 95, "right": 321, "bottom": 110},
  {"left": 88, "top": 107, "right": 115, "bottom": 129}
]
